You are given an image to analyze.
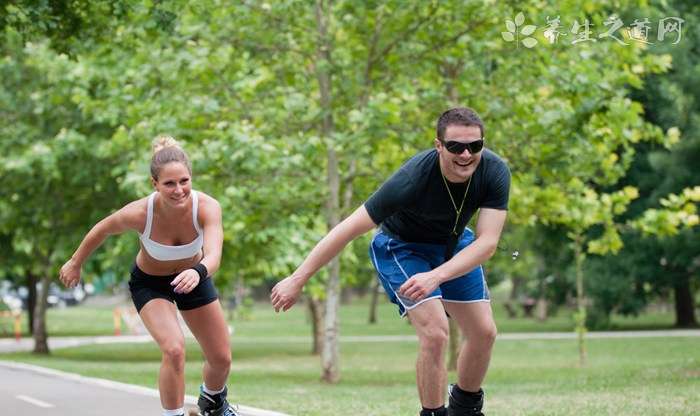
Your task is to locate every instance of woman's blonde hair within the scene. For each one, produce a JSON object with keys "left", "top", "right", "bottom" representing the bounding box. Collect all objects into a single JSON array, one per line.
[{"left": 150, "top": 135, "right": 192, "bottom": 179}]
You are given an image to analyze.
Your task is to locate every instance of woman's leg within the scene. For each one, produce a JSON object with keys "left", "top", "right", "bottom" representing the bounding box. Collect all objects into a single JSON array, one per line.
[
  {"left": 180, "top": 300, "right": 232, "bottom": 390},
  {"left": 139, "top": 299, "right": 187, "bottom": 410}
]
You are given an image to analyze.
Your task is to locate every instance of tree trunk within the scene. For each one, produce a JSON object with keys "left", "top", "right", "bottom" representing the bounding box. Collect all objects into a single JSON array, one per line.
[
  {"left": 447, "top": 319, "right": 459, "bottom": 371},
  {"left": 573, "top": 235, "right": 587, "bottom": 366},
  {"left": 308, "top": 296, "right": 324, "bottom": 355},
  {"left": 322, "top": 258, "right": 341, "bottom": 383},
  {"left": 504, "top": 276, "right": 522, "bottom": 318},
  {"left": 32, "top": 273, "right": 51, "bottom": 354},
  {"left": 368, "top": 278, "right": 380, "bottom": 324},
  {"left": 673, "top": 276, "right": 697, "bottom": 328},
  {"left": 226, "top": 275, "right": 244, "bottom": 321},
  {"left": 535, "top": 275, "right": 549, "bottom": 321},
  {"left": 315, "top": 0, "right": 341, "bottom": 384},
  {"left": 26, "top": 272, "right": 37, "bottom": 334},
  {"left": 535, "top": 297, "right": 549, "bottom": 322}
]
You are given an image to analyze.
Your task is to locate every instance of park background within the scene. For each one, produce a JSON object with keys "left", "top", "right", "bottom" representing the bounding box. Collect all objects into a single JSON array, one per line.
[{"left": 0, "top": 1, "right": 698, "bottom": 415}]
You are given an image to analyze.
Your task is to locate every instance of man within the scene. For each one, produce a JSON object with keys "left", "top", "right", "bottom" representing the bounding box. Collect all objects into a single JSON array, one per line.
[{"left": 271, "top": 107, "right": 510, "bottom": 416}]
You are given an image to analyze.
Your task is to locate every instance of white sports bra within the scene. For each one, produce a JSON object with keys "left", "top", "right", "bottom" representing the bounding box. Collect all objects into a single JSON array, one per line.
[{"left": 139, "top": 191, "right": 204, "bottom": 261}]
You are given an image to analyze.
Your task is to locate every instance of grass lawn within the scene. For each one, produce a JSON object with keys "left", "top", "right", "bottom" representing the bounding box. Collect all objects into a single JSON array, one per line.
[{"left": 1, "top": 295, "right": 698, "bottom": 415}]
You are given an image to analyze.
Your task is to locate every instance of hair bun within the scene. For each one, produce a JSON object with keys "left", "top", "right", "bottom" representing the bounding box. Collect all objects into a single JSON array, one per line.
[
  {"left": 152, "top": 135, "right": 180, "bottom": 154},
  {"left": 149, "top": 135, "right": 191, "bottom": 179}
]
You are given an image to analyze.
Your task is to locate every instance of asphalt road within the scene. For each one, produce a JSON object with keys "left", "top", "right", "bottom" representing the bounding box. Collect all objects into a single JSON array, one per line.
[{"left": 0, "top": 361, "right": 288, "bottom": 416}]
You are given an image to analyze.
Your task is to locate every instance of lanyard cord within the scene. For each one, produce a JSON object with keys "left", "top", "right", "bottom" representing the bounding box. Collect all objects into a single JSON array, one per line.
[{"left": 440, "top": 173, "right": 472, "bottom": 236}]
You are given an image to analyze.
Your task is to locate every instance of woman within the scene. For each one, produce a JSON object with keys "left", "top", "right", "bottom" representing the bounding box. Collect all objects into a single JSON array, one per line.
[{"left": 60, "top": 136, "right": 237, "bottom": 416}]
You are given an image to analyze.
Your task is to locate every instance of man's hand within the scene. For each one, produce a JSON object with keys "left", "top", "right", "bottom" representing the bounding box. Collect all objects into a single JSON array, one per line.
[
  {"left": 398, "top": 271, "right": 440, "bottom": 302},
  {"left": 171, "top": 269, "right": 200, "bottom": 294},
  {"left": 270, "top": 276, "right": 304, "bottom": 312},
  {"left": 59, "top": 259, "right": 81, "bottom": 289}
]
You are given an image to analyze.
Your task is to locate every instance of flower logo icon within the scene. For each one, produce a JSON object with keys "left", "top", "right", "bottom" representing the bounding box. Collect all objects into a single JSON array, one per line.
[{"left": 502, "top": 12, "right": 538, "bottom": 48}]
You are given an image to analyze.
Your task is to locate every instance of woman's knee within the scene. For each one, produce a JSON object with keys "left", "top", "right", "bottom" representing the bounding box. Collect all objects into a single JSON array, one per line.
[
  {"left": 161, "top": 340, "right": 186, "bottom": 369},
  {"left": 209, "top": 348, "right": 232, "bottom": 370}
]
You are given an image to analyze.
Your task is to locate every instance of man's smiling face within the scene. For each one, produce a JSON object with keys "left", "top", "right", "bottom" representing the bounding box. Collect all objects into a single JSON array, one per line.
[{"left": 435, "top": 124, "right": 484, "bottom": 183}]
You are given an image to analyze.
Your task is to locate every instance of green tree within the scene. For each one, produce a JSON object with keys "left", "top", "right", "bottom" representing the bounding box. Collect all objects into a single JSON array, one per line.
[
  {"left": 1, "top": 1, "right": 685, "bottom": 373},
  {"left": 584, "top": 0, "right": 700, "bottom": 328},
  {"left": 0, "top": 33, "right": 136, "bottom": 352}
]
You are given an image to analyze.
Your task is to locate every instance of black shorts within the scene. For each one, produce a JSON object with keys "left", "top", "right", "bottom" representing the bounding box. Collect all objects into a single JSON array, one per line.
[{"left": 128, "top": 264, "right": 219, "bottom": 312}]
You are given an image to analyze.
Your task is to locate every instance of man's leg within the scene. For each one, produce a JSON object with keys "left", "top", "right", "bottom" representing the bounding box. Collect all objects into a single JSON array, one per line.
[
  {"left": 442, "top": 301, "right": 496, "bottom": 414},
  {"left": 406, "top": 298, "right": 450, "bottom": 409},
  {"left": 369, "top": 232, "right": 449, "bottom": 414}
]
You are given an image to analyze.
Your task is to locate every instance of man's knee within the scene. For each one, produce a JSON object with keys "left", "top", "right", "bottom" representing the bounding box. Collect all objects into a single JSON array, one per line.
[
  {"left": 470, "top": 321, "right": 497, "bottom": 348},
  {"left": 418, "top": 324, "right": 450, "bottom": 354},
  {"left": 482, "top": 321, "right": 497, "bottom": 344}
]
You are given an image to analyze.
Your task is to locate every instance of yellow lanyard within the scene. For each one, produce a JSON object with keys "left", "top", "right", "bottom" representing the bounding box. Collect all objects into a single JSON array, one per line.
[{"left": 441, "top": 173, "right": 472, "bottom": 236}]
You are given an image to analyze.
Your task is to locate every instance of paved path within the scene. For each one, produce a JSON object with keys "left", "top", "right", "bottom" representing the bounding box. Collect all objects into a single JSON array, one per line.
[
  {"left": 1, "top": 329, "right": 699, "bottom": 354},
  {"left": 0, "top": 334, "right": 154, "bottom": 353},
  {"left": 0, "top": 361, "right": 288, "bottom": 416},
  {"left": 0, "top": 361, "right": 171, "bottom": 415}
]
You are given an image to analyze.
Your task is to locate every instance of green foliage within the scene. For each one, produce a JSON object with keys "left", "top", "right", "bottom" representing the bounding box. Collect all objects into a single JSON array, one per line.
[
  {"left": 632, "top": 186, "right": 700, "bottom": 236},
  {"left": 581, "top": 0, "right": 700, "bottom": 327},
  {"left": 1, "top": 1, "right": 697, "bottom": 338},
  {"left": 0, "top": 31, "right": 136, "bottom": 280}
]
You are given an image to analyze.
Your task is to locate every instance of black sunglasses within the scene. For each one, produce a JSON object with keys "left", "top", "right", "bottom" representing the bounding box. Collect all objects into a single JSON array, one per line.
[{"left": 443, "top": 138, "right": 484, "bottom": 154}]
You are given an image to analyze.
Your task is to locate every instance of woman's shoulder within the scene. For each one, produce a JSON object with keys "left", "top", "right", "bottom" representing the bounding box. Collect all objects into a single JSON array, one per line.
[
  {"left": 194, "top": 190, "right": 220, "bottom": 207},
  {"left": 194, "top": 191, "right": 221, "bottom": 220},
  {"left": 117, "top": 196, "right": 150, "bottom": 231},
  {"left": 124, "top": 195, "right": 150, "bottom": 213}
]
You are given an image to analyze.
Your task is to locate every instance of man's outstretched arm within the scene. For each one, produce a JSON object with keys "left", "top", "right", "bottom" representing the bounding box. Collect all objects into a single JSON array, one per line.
[{"left": 271, "top": 205, "right": 377, "bottom": 312}]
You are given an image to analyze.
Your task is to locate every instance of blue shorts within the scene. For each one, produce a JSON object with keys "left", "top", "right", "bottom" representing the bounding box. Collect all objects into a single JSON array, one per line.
[{"left": 369, "top": 229, "right": 489, "bottom": 316}]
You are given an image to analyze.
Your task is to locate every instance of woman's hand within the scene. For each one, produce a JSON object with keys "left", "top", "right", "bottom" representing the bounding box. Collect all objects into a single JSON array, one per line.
[{"left": 171, "top": 268, "right": 201, "bottom": 294}]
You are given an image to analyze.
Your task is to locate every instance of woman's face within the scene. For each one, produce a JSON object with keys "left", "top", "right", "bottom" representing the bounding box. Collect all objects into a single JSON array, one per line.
[{"left": 152, "top": 162, "right": 192, "bottom": 208}]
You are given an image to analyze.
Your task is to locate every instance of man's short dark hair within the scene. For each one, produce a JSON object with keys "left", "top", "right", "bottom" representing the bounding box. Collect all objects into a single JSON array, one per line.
[{"left": 436, "top": 107, "right": 484, "bottom": 141}]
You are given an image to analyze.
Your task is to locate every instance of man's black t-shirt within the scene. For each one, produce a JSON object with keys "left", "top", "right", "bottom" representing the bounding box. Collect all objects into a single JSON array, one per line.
[{"left": 364, "top": 148, "right": 510, "bottom": 244}]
